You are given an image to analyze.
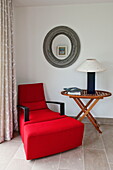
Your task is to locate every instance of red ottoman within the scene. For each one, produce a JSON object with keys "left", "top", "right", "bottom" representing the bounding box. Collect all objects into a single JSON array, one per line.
[{"left": 24, "top": 117, "right": 84, "bottom": 160}]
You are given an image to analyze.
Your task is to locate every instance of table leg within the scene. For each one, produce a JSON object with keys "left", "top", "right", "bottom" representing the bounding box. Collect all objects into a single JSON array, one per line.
[
  {"left": 87, "top": 114, "right": 102, "bottom": 133},
  {"left": 88, "top": 112, "right": 100, "bottom": 127},
  {"left": 80, "top": 99, "right": 99, "bottom": 121},
  {"left": 76, "top": 99, "right": 100, "bottom": 126},
  {"left": 73, "top": 98, "right": 102, "bottom": 133},
  {"left": 75, "top": 99, "right": 94, "bottom": 119}
]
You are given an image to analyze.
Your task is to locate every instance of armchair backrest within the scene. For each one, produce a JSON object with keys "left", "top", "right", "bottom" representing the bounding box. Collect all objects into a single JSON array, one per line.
[{"left": 18, "top": 83, "right": 47, "bottom": 110}]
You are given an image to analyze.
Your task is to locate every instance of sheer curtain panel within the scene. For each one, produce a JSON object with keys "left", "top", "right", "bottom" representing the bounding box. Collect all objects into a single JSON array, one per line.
[{"left": 0, "top": 0, "right": 18, "bottom": 143}]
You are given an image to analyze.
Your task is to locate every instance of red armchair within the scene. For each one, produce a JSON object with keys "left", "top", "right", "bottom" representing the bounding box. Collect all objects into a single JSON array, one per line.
[{"left": 18, "top": 83, "right": 84, "bottom": 160}]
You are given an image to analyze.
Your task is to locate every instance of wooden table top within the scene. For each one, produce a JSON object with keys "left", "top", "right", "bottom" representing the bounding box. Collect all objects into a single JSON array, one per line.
[{"left": 61, "top": 90, "right": 112, "bottom": 99}]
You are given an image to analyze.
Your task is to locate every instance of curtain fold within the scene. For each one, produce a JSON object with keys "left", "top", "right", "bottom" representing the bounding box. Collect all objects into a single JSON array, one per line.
[{"left": 0, "top": 0, "right": 18, "bottom": 143}]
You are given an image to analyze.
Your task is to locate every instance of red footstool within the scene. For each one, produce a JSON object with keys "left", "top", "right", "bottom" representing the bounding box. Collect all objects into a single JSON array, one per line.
[{"left": 24, "top": 117, "right": 84, "bottom": 160}]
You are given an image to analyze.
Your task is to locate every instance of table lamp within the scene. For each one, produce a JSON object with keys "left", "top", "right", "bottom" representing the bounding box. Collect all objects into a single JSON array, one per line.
[{"left": 76, "top": 59, "right": 105, "bottom": 94}]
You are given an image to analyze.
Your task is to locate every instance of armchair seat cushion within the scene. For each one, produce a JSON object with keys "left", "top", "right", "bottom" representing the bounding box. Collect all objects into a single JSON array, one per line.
[
  {"left": 24, "top": 117, "right": 84, "bottom": 160},
  {"left": 19, "top": 109, "right": 66, "bottom": 141},
  {"left": 25, "top": 109, "right": 66, "bottom": 125}
]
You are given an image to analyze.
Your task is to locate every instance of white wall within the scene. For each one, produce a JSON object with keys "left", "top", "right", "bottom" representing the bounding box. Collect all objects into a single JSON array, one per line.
[{"left": 15, "top": 3, "right": 113, "bottom": 118}]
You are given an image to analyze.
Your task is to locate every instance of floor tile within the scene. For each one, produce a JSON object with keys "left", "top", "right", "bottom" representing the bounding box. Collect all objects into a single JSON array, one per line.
[
  {"left": 0, "top": 122, "right": 113, "bottom": 170},
  {"left": 12, "top": 131, "right": 21, "bottom": 142},
  {"left": 13, "top": 144, "right": 26, "bottom": 160},
  {"left": 58, "top": 169, "right": 75, "bottom": 170},
  {"left": 59, "top": 147, "right": 84, "bottom": 170},
  {"left": 0, "top": 141, "right": 21, "bottom": 170},
  {"left": 101, "top": 125, "right": 113, "bottom": 163},
  {"left": 84, "top": 148, "right": 110, "bottom": 170},
  {"left": 110, "top": 164, "right": 113, "bottom": 170},
  {"left": 32, "top": 154, "right": 60, "bottom": 170},
  {"left": 83, "top": 123, "right": 104, "bottom": 149},
  {"left": 101, "top": 124, "right": 113, "bottom": 135},
  {"left": 5, "top": 158, "right": 34, "bottom": 170},
  {"left": 83, "top": 118, "right": 113, "bottom": 125}
]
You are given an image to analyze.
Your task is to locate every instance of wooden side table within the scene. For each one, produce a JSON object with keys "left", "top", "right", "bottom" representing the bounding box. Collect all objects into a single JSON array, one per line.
[{"left": 61, "top": 90, "right": 112, "bottom": 133}]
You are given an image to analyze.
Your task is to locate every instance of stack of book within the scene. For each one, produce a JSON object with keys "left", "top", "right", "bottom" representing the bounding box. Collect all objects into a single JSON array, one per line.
[{"left": 64, "top": 87, "right": 82, "bottom": 95}]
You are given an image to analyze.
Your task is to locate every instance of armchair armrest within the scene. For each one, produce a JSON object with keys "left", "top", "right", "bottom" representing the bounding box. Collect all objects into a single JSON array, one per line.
[
  {"left": 17, "top": 105, "right": 29, "bottom": 122},
  {"left": 46, "top": 101, "right": 65, "bottom": 115}
]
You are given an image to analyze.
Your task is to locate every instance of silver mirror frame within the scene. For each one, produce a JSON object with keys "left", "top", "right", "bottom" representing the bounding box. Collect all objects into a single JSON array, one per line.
[{"left": 43, "top": 26, "right": 81, "bottom": 68}]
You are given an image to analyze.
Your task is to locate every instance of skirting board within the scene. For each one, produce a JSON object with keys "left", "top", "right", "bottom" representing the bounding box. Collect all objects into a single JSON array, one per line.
[{"left": 72, "top": 116, "right": 113, "bottom": 125}]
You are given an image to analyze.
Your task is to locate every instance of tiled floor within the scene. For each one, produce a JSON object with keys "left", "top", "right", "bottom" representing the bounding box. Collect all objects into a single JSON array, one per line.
[{"left": 0, "top": 123, "right": 113, "bottom": 170}]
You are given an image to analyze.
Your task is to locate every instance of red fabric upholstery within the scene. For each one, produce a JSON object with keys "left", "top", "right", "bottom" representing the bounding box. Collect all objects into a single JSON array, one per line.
[
  {"left": 25, "top": 109, "right": 66, "bottom": 124},
  {"left": 19, "top": 108, "right": 66, "bottom": 141},
  {"left": 24, "top": 117, "right": 84, "bottom": 160},
  {"left": 18, "top": 83, "right": 46, "bottom": 104},
  {"left": 18, "top": 83, "right": 84, "bottom": 160},
  {"left": 22, "top": 101, "right": 47, "bottom": 111}
]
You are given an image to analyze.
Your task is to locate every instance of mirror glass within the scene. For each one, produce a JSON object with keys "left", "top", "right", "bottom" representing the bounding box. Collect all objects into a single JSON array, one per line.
[{"left": 52, "top": 34, "right": 71, "bottom": 60}]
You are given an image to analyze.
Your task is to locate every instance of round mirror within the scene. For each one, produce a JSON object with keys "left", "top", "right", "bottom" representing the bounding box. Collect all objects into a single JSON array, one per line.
[{"left": 43, "top": 26, "right": 81, "bottom": 68}]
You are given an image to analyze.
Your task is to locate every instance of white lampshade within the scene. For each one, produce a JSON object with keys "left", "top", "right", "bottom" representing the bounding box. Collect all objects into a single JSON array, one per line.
[{"left": 77, "top": 59, "right": 105, "bottom": 72}]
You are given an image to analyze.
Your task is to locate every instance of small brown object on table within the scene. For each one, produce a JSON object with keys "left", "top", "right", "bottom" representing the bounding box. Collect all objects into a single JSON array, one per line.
[{"left": 61, "top": 90, "right": 112, "bottom": 133}]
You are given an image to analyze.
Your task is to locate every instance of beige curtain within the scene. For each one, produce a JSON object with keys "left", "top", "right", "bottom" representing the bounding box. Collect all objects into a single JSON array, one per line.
[{"left": 0, "top": 0, "right": 18, "bottom": 143}]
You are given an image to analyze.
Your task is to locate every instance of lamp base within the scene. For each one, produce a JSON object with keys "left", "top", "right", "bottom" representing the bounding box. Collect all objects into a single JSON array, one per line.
[{"left": 87, "top": 72, "right": 95, "bottom": 94}]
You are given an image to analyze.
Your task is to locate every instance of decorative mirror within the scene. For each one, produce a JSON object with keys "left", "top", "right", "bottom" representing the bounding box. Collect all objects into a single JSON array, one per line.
[{"left": 43, "top": 26, "right": 81, "bottom": 68}]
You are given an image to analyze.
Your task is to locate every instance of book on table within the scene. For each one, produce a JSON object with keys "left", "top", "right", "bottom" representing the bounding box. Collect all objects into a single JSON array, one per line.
[
  {"left": 67, "top": 91, "right": 81, "bottom": 95},
  {"left": 63, "top": 87, "right": 82, "bottom": 95}
]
